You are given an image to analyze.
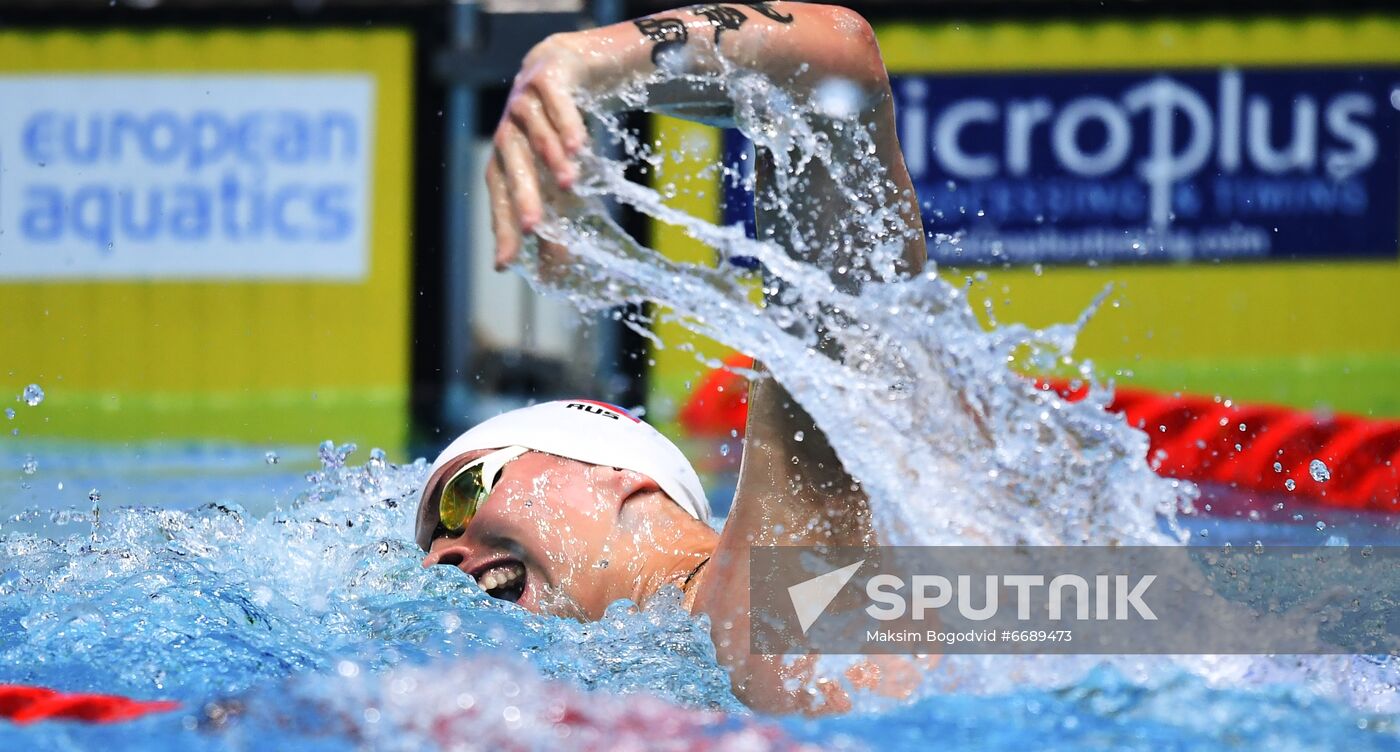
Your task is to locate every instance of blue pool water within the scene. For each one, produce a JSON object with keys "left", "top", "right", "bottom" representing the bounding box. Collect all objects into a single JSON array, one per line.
[{"left": 1, "top": 442, "right": 1398, "bottom": 751}]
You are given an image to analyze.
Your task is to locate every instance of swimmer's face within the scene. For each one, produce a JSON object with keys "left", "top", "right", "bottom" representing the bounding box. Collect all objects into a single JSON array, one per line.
[{"left": 420, "top": 449, "right": 715, "bottom": 620}]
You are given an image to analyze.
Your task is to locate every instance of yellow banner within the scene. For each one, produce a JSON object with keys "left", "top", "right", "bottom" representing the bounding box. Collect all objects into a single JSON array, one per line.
[{"left": 0, "top": 29, "right": 414, "bottom": 449}]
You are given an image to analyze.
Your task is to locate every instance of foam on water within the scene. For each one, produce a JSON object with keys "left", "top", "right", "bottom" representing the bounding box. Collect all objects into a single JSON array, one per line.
[
  {"left": 1, "top": 452, "right": 757, "bottom": 747},
  {"left": 0, "top": 446, "right": 1396, "bottom": 748},
  {"left": 1, "top": 67, "right": 1398, "bottom": 749}
]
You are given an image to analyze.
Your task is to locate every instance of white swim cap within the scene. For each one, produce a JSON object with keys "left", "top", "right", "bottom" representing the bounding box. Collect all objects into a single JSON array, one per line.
[{"left": 416, "top": 399, "right": 710, "bottom": 550}]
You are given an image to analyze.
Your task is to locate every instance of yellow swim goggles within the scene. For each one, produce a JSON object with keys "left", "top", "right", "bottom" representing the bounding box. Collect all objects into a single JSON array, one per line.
[{"left": 433, "top": 445, "right": 530, "bottom": 540}]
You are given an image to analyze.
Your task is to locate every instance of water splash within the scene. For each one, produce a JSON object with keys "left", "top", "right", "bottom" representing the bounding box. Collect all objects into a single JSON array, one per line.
[
  {"left": 532, "top": 70, "right": 1187, "bottom": 547},
  {"left": 2, "top": 448, "right": 1395, "bottom": 748},
  {"left": 1310, "top": 459, "right": 1332, "bottom": 483},
  {"left": 0, "top": 453, "right": 741, "bottom": 737},
  {"left": 519, "top": 68, "right": 1397, "bottom": 710},
  {"left": 20, "top": 384, "right": 44, "bottom": 407}
]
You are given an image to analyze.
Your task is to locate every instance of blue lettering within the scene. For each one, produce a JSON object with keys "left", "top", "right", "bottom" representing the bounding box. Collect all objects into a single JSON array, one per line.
[
  {"left": 236, "top": 113, "right": 265, "bottom": 166},
  {"left": 11, "top": 103, "right": 371, "bottom": 253},
  {"left": 270, "top": 111, "right": 309, "bottom": 163},
  {"left": 1212, "top": 176, "right": 1370, "bottom": 217},
  {"left": 271, "top": 184, "right": 306, "bottom": 241},
  {"left": 141, "top": 110, "right": 184, "bottom": 164},
  {"left": 319, "top": 111, "right": 358, "bottom": 161},
  {"left": 71, "top": 184, "right": 114, "bottom": 250},
  {"left": 22, "top": 112, "right": 55, "bottom": 165},
  {"left": 313, "top": 184, "right": 353, "bottom": 241},
  {"left": 61, "top": 115, "right": 101, "bottom": 165},
  {"left": 1340, "top": 180, "right": 1368, "bottom": 215},
  {"left": 219, "top": 173, "right": 246, "bottom": 239},
  {"left": 271, "top": 112, "right": 311, "bottom": 163},
  {"left": 108, "top": 111, "right": 144, "bottom": 163},
  {"left": 169, "top": 184, "right": 212, "bottom": 240},
  {"left": 20, "top": 186, "right": 64, "bottom": 240},
  {"left": 118, "top": 188, "right": 161, "bottom": 242},
  {"left": 188, "top": 111, "right": 231, "bottom": 172}
]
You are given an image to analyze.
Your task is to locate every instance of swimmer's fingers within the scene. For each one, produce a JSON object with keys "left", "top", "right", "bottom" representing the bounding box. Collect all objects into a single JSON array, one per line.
[
  {"left": 487, "top": 157, "right": 522, "bottom": 270},
  {"left": 532, "top": 77, "right": 588, "bottom": 155},
  {"left": 509, "top": 90, "right": 574, "bottom": 188},
  {"left": 495, "top": 120, "right": 545, "bottom": 235}
]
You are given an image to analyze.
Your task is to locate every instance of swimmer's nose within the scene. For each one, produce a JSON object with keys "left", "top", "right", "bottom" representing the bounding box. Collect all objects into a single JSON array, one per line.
[{"left": 421, "top": 547, "right": 468, "bottom": 571}]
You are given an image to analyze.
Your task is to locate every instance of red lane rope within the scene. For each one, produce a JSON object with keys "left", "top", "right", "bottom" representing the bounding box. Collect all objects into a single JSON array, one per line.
[
  {"left": 678, "top": 353, "right": 754, "bottom": 437},
  {"left": 0, "top": 685, "right": 179, "bottom": 725},
  {"left": 1062, "top": 380, "right": 1400, "bottom": 511},
  {"left": 677, "top": 358, "right": 1400, "bottom": 511}
]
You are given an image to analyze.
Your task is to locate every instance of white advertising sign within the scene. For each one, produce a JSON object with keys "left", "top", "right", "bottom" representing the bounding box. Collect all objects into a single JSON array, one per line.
[{"left": 0, "top": 75, "right": 374, "bottom": 280}]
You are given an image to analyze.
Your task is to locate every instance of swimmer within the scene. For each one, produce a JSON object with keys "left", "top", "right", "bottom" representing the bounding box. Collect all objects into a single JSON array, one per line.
[{"left": 419, "top": 2, "right": 927, "bottom": 713}]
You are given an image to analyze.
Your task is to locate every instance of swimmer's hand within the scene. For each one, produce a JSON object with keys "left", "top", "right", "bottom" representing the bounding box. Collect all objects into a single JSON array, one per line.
[
  {"left": 486, "top": 2, "right": 892, "bottom": 272},
  {"left": 487, "top": 35, "right": 592, "bottom": 270}
]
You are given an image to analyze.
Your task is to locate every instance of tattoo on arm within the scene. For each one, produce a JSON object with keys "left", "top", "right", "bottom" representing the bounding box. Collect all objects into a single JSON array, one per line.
[
  {"left": 634, "top": 16, "right": 689, "bottom": 64},
  {"left": 690, "top": 5, "right": 748, "bottom": 44},
  {"left": 635, "top": 3, "right": 794, "bottom": 66},
  {"left": 740, "top": 2, "right": 795, "bottom": 24}
]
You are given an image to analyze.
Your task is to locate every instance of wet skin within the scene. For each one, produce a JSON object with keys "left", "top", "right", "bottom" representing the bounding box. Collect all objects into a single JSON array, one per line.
[
  {"left": 422, "top": 449, "right": 716, "bottom": 620},
  {"left": 433, "top": 1, "right": 930, "bottom": 714}
]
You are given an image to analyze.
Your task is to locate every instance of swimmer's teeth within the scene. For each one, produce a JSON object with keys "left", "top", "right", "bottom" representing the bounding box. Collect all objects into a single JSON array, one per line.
[{"left": 477, "top": 562, "right": 524, "bottom": 594}]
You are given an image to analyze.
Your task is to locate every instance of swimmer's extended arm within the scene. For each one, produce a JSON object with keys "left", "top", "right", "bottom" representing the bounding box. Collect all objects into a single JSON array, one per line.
[
  {"left": 487, "top": 2, "right": 928, "bottom": 714},
  {"left": 486, "top": 2, "right": 918, "bottom": 267}
]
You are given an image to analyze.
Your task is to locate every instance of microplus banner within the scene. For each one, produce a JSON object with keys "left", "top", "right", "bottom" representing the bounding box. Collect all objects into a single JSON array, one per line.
[
  {"left": 0, "top": 76, "right": 374, "bottom": 279},
  {"left": 719, "top": 66, "right": 1400, "bottom": 266},
  {"left": 892, "top": 68, "right": 1400, "bottom": 265}
]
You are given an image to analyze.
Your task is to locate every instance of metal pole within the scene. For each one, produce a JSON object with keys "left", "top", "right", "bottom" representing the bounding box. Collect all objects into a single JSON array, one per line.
[
  {"left": 586, "top": 0, "right": 639, "bottom": 408},
  {"left": 441, "top": 0, "right": 480, "bottom": 432}
]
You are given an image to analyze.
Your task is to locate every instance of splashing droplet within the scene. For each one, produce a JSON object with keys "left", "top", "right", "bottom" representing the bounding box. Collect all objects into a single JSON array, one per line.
[
  {"left": 1284, "top": 479, "right": 1296, "bottom": 491},
  {"left": 21, "top": 384, "right": 44, "bottom": 407},
  {"left": 88, "top": 489, "right": 101, "bottom": 503},
  {"left": 3, "top": 408, "right": 13, "bottom": 420},
  {"left": 265, "top": 451, "right": 280, "bottom": 465},
  {"left": 812, "top": 77, "right": 862, "bottom": 120},
  {"left": 20, "top": 455, "right": 37, "bottom": 475},
  {"left": 1308, "top": 459, "right": 1330, "bottom": 483}
]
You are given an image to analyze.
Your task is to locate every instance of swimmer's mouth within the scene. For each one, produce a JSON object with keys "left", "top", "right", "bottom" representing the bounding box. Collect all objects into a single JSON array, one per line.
[{"left": 471, "top": 559, "right": 526, "bottom": 604}]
